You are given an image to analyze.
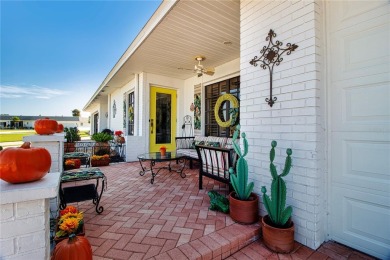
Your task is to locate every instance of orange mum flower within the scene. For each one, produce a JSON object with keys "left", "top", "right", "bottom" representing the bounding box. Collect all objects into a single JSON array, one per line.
[
  {"left": 59, "top": 218, "right": 79, "bottom": 234},
  {"left": 59, "top": 205, "right": 78, "bottom": 216}
]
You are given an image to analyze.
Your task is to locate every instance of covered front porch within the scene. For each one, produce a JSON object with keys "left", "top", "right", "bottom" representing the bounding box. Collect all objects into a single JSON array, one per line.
[{"left": 80, "top": 0, "right": 390, "bottom": 258}]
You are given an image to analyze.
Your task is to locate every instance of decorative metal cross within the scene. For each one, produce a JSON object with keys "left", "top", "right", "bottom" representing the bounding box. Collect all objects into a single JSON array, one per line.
[{"left": 250, "top": 29, "right": 298, "bottom": 107}]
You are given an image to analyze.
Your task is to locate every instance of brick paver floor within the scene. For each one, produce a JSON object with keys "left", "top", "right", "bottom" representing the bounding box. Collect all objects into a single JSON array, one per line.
[{"left": 66, "top": 162, "right": 375, "bottom": 259}]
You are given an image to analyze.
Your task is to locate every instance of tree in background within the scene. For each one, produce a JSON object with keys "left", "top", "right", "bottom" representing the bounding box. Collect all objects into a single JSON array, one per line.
[
  {"left": 12, "top": 116, "right": 20, "bottom": 122},
  {"left": 12, "top": 116, "right": 21, "bottom": 129},
  {"left": 72, "top": 109, "right": 80, "bottom": 117}
]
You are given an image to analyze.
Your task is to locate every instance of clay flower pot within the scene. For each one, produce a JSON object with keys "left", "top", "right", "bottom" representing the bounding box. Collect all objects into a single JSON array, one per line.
[
  {"left": 94, "top": 142, "right": 110, "bottom": 155},
  {"left": 64, "top": 142, "right": 76, "bottom": 153},
  {"left": 229, "top": 191, "right": 259, "bottom": 224},
  {"left": 115, "top": 136, "right": 125, "bottom": 144},
  {"left": 262, "top": 215, "right": 295, "bottom": 253}
]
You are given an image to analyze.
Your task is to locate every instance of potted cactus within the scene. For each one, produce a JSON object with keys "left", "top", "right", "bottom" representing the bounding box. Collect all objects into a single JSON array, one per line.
[
  {"left": 261, "top": 140, "right": 294, "bottom": 253},
  {"left": 228, "top": 125, "right": 259, "bottom": 224}
]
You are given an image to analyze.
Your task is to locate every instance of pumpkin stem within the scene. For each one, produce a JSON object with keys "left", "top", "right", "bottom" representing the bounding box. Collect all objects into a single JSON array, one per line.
[
  {"left": 68, "top": 233, "right": 77, "bottom": 243},
  {"left": 20, "top": 142, "right": 31, "bottom": 149}
]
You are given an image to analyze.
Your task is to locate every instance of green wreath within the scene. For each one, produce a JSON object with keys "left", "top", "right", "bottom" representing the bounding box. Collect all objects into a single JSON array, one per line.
[{"left": 214, "top": 94, "right": 239, "bottom": 127}]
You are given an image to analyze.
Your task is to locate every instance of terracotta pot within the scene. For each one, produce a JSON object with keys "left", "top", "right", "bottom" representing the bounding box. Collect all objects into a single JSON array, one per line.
[
  {"left": 115, "top": 136, "right": 125, "bottom": 144},
  {"left": 229, "top": 191, "right": 259, "bottom": 224},
  {"left": 262, "top": 215, "right": 295, "bottom": 253},
  {"left": 91, "top": 158, "right": 110, "bottom": 167},
  {"left": 64, "top": 159, "right": 81, "bottom": 170},
  {"left": 94, "top": 142, "right": 110, "bottom": 155},
  {"left": 64, "top": 142, "right": 76, "bottom": 153}
]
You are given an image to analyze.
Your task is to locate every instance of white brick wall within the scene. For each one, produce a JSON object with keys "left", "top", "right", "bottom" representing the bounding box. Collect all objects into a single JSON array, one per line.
[
  {"left": 23, "top": 134, "right": 65, "bottom": 173},
  {"left": 240, "top": 0, "right": 326, "bottom": 249},
  {"left": 0, "top": 171, "right": 60, "bottom": 259},
  {"left": 0, "top": 200, "right": 50, "bottom": 260}
]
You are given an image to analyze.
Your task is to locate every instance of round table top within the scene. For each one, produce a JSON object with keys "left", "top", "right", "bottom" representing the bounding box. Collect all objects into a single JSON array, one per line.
[{"left": 137, "top": 152, "right": 186, "bottom": 161}]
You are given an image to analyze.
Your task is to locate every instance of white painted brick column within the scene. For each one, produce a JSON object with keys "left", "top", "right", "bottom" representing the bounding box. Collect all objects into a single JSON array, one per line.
[
  {"left": 23, "top": 134, "right": 66, "bottom": 218},
  {"left": 23, "top": 134, "right": 65, "bottom": 173},
  {"left": 0, "top": 173, "right": 60, "bottom": 260},
  {"left": 240, "top": 0, "right": 326, "bottom": 250}
]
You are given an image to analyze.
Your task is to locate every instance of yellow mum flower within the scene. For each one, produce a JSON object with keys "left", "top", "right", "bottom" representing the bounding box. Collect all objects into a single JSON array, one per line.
[{"left": 60, "top": 212, "right": 83, "bottom": 222}]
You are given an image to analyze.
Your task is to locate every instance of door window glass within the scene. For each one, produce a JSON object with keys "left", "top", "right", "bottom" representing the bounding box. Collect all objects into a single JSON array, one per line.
[{"left": 156, "top": 93, "right": 171, "bottom": 144}]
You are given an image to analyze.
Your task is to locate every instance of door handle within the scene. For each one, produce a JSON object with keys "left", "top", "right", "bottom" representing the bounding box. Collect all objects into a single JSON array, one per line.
[{"left": 150, "top": 119, "right": 154, "bottom": 134}]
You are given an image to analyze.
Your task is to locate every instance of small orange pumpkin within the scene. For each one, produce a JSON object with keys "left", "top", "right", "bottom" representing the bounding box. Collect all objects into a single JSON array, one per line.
[
  {"left": 56, "top": 123, "right": 64, "bottom": 133},
  {"left": 0, "top": 142, "right": 51, "bottom": 184},
  {"left": 34, "top": 117, "right": 58, "bottom": 135},
  {"left": 51, "top": 234, "right": 92, "bottom": 260}
]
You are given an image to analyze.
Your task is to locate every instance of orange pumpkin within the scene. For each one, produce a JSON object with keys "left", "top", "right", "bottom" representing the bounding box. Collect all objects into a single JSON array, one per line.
[
  {"left": 34, "top": 117, "right": 58, "bottom": 135},
  {"left": 56, "top": 123, "right": 64, "bottom": 133},
  {"left": 51, "top": 234, "right": 92, "bottom": 260},
  {"left": 0, "top": 142, "right": 51, "bottom": 184}
]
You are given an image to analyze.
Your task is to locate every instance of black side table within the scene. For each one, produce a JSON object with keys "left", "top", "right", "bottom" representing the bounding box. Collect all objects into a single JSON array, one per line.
[
  {"left": 138, "top": 152, "right": 187, "bottom": 184},
  {"left": 59, "top": 168, "right": 106, "bottom": 214}
]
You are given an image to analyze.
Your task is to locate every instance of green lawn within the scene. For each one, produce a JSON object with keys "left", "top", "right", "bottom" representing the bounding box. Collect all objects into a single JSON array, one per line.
[
  {"left": 0, "top": 130, "right": 36, "bottom": 142},
  {"left": 0, "top": 130, "right": 90, "bottom": 142}
]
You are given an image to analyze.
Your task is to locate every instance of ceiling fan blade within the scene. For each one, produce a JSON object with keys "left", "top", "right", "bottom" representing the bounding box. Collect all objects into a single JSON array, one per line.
[
  {"left": 204, "top": 67, "right": 215, "bottom": 76},
  {"left": 179, "top": 56, "right": 216, "bottom": 77},
  {"left": 178, "top": 67, "right": 194, "bottom": 71}
]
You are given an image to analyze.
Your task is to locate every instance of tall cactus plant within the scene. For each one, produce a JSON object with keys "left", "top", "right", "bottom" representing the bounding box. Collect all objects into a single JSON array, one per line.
[
  {"left": 261, "top": 141, "right": 292, "bottom": 227},
  {"left": 229, "top": 125, "right": 254, "bottom": 200}
]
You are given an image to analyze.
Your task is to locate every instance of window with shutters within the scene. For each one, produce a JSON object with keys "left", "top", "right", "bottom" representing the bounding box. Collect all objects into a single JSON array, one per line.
[{"left": 204, "top": 76, "right": 240, "bottom": 137}]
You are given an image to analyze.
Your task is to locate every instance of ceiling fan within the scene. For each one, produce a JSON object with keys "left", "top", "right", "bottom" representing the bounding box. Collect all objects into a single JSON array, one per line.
[{"left": 179, "top": 56, "right": 215, "bottom": 77}]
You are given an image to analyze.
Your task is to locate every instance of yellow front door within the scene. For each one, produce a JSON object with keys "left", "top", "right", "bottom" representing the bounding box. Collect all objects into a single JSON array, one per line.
[{"left": 149, "top": 86, "right": 177, "bottom": 152}]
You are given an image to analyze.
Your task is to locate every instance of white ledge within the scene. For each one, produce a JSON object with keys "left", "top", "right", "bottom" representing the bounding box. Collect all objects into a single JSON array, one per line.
[
  {"left": 23, "top": 133, "right": 65, "bottom": 142},
  {"left": 0, "top": 172, "right": 60, "bottom": 204}
]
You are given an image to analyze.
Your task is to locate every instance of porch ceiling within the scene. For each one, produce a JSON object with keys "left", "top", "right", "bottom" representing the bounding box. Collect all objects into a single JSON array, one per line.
[
  {"left": 109, "top": 0, "right": 240, "bottom": 87},
  {"left": 85, "top": 0, "right": 240, "bottom": 109}
]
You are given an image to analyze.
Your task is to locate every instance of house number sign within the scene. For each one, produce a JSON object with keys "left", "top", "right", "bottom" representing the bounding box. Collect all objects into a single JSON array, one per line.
[{"left": 250, "top": 29, "right": 298, "bottom": 107}]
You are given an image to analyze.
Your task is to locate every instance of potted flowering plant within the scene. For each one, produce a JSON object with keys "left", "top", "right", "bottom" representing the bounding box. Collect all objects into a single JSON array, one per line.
[
  {"left": 64, "top": 159, "right": 81, "bottom": 170},
  {"left": 64, "top": 127, "right": 81, "bottom": 152},
  {"left": 90, "top": 154, "right": 110, "bottom": 167},
  {"left": 114, "top": 130, "right": 125, "bottom": 144},
  {"left": 159, "top": 145, "right": 167, "bottom": 156},
  {"left": 55, "top": 206, "right": 84, "bottom": 243}
]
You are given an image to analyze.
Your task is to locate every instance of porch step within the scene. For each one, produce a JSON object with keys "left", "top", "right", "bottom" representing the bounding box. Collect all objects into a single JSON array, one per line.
[{"left": 153, "top": 222, "right": 261, "bottom": 260}]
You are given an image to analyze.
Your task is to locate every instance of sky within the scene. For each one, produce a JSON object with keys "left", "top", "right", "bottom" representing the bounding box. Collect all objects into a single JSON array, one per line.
[{"left": 0, "top": 0, "right": 161, "bottom": 117}]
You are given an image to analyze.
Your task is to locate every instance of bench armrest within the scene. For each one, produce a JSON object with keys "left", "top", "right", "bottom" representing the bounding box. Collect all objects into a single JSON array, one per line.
[
  {"left": 195, "top": 145, "right": 237, "bottom": 172},
  {"left": 175, "top": 136, "right": 195, "bottom": 149},
  {"left": 195, "top": 144, "right": 237, "bottom": 190}
]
